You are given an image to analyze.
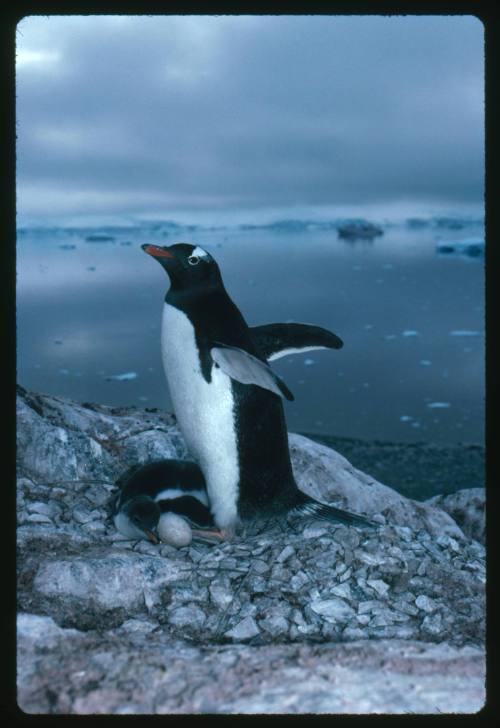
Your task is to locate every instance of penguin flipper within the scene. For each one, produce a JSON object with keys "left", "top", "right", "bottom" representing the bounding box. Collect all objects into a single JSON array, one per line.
[
  {"left": 211, "top": 342, "right": 294, "bottom": 401},
  {"left": 250, "top": 323, "right": 343, "bottom": 362},
  {"left": 289, "top": 494, "right": 377, "bottom": 529}
]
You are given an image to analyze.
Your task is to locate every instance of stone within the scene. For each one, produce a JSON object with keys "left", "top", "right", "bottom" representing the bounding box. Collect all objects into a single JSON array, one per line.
[
  {"left": 415, "top": 595, "right": 438, "bottom": 613},
  {"left": 366, "top": 579, "right": 390, "bottom": 597},
  {"left": 427, "top": 488, "right": 485, "bottom": 544},
  {"left": 310, "top": 598, "right": 356, "bottom": 623},
  {"left": 168, "top": 605, "right": 206, "bottom": 630},
  {"left": 15, "top": 387, "right": 486, "bottom": 714},
  {"left": 210, "top": 585, "right": 234, "bottom": 609},
  {"left": 224, "top": 616, "right": 260, "bottom": 641}
]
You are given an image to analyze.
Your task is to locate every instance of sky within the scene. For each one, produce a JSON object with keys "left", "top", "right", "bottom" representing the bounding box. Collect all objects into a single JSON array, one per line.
[{"left": 16, "top": 14, "right": 484, "bottom": 226}]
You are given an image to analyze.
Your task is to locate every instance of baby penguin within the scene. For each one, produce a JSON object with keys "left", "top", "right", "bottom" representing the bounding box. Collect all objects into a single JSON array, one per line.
[{"left": 112, "top": 459, "right": 215, "bottom": 548}]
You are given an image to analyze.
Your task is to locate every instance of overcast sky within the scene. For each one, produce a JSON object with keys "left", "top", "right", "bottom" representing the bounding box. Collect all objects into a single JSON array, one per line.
[{"left": 16, "top": 14, "right": 484, "bottom": 225}]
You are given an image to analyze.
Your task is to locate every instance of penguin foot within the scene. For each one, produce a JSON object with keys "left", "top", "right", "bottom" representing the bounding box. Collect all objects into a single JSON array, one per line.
[{"left": 192, "top": 528, "right": 229, "bottom": 542}]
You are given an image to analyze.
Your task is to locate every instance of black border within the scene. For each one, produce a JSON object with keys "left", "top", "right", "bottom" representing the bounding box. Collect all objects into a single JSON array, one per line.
[{"left": 4, "top": 2, "right": 497, "bottom": 724}]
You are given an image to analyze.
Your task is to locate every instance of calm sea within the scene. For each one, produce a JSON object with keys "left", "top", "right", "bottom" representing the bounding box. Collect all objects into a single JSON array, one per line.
[{"left": 16, "top": 219, "right": 484, "bottom": 444}]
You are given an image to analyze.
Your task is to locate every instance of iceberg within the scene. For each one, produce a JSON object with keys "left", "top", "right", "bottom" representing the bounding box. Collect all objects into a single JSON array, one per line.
[
  {"left": 436, "top": 237, "right": 484, "bottom": 258},
  {"left": 106, "top": 371, "right": 138, "bottom": 381}
]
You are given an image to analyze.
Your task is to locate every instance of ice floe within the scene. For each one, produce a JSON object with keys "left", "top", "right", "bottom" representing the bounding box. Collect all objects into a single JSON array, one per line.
[
  {"left": 106, "top": 372, "right": 138, "bottom": 381},
  {"left": 436, "top": 237, "right": 484, "bottom": 258}
]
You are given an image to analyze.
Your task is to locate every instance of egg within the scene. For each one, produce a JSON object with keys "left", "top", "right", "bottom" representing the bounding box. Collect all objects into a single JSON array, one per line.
[{"left": 158, "top": 512, "right": 193, "bottom": 548}]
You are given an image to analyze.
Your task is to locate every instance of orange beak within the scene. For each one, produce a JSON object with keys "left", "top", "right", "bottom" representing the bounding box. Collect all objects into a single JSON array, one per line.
[
  {"left": 142, "top": 244, "right": 174, "bottom": 259},
  {"left": 145, "top": 529, "right": 160, "bottom": 544}
]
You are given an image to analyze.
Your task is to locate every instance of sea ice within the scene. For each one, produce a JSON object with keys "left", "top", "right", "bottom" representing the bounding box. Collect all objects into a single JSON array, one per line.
[
  {"left": 402, "top": 330, "right": 419, "bottom": 337},
  {"left": 449, "top": 330, "right": 481, "bottom": 337},
  {"left": 427, "top": 402, "right": 451, "bottom": 409},
  {"left": 304, "top": 359, "right": 315, "bottom": 366},
  {"left": 106, "top": 372, "right": 138, "bottom": 381},
  {"left": 400, "top": 415, "right": 412, "bottom": 422},
  {"left": 420, "top": 360, "right": 432, "bottom": 366}
]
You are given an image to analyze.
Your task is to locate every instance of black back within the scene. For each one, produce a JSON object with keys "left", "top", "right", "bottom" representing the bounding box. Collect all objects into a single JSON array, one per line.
[{"left": 116, "top": 459, "right": 207, "bottom": 507}]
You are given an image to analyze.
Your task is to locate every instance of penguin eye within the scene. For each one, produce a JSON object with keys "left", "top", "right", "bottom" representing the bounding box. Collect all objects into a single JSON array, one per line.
[{"left": 188, "top": 255, "right": 200, "bottom": 266}]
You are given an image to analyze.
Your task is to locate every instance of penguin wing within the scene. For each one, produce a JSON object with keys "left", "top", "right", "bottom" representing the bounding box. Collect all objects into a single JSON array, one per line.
[
  {"left": 210, "top": 342, "right": 294, "bottom": 401},
  {"left": 250, "top": 323, "right": 343, "bottom": 361}
]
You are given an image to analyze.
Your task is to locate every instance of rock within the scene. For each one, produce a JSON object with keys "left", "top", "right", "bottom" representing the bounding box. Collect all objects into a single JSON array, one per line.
[
  {"left": 168, "top": 605, "right": 206, "bottom": 630},
  {"left": 31, "top": 551, "right": 191, "bottom": 629},
  {"left": 427, "top": 488, "right": 485, "bottom": 544},
  {"left": 16, "top": 387, "right": 486, "bottom": 713},
  {"left": 415, "top": 595, "right": 438, "bottom": 613},
  {"left": 289, "top": 433, "right": 465, "bottom": 538},
  {"left": 17, "top": 619, "right": 485, "bottom": 714},
  {"left": 225, "top": 616, "right": 260, "bottom": 641},
  {"left": 309, "top": 598, "right": 356, "bottom": 623},
  {"left": 366, "top": 579, "right": 390, "bottom": 597}
]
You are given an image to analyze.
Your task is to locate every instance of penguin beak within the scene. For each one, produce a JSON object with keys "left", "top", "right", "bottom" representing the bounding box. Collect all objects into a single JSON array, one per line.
[
  {"left": 144, "top": 528, "right": 160, "bottom": 544},
  {"left": 142, "top": 244, "right": 174, "bottom": 259}
]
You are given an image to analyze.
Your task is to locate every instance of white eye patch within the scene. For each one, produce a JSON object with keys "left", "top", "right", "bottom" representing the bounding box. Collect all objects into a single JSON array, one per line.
[{"left": 191, "top": 246, "right": 209, "bottom": 259}]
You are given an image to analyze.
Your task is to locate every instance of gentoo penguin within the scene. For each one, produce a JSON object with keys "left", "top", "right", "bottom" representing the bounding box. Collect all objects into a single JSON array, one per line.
[
  {"left": 142, "top": 242, "right": 375, "bottom": 537},
  {"left": 113, "top": 459, "right": 216, "bottom": 547}
]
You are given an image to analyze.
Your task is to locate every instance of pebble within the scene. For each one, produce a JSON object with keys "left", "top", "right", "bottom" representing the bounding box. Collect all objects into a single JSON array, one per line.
[
  {"left": 329, "top": 583, "right": 352, "bottom": 601},
  {"left": 421, "top": 612, "right": 443, "bottom": 636},
  {"left": 224, "top": 616, "right": 260, "bottom": 641},
  {"left": 209, "top": 585, "right": 234, "bottom": 609},
  {"left": 310, "top": 597, "right": 356, "bottom": 623},
  {"left": 366, "top": 579, "right": 390, "bottom": 597},
  {"left": 415, "top": 595, "right": 438, "bottom": 613},
  {"left": 168, "top": 606, "right": 206, "bottom": 629},
  {"left": 73, "top": 506, "right": 101, "bottom": 524},
  {"left": 26, "top": 513, "right": 52, "bottom": 524},
  {"left": 27, "top": 502, "right": 55, "bottom": 517},
  {"left": 276, "top": 545, "right": 295, "bottom": 563}
]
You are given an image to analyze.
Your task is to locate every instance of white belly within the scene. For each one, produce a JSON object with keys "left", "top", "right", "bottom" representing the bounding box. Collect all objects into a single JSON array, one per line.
[{"left": 161, "top": 303, "right": 240, "bottom": 530}]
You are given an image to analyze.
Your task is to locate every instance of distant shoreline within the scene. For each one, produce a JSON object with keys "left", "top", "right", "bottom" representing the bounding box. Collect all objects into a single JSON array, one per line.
[{"left": 302, "top": 432, "right": 485, "bottom": 502}]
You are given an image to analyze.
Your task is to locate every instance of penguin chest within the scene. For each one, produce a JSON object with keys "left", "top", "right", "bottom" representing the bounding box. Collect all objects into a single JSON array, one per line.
[{"left": 160, "top": 303, "right": 240, "bottom": 529}]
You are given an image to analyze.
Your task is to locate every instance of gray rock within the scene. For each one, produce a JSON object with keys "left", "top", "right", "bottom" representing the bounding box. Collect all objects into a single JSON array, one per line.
[
  {"left": 16, "top": 388, "right": 487, "bottom": 713},
  {"left": 168, "top": 605, "right": 206, "bottom": 630},
  {"left": 310, "top": 597, "right": 356, "bottom": 623},
  {"left": 366, "top": 579, "right": 390, "bottom": 597},
  {"left": 415, "top": 595, "right": 438, "bottom": 613},
  {"left": 427, "top": 488, "right": 485, "bottom": 544},
  {"left": 224, "top": 616, "right": 260, "bottom": 641}
]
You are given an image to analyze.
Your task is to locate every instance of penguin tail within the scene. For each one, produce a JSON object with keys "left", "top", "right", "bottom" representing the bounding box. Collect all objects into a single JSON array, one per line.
[{"left": 289, "top": 494, "right": 377, "bottom": 529}]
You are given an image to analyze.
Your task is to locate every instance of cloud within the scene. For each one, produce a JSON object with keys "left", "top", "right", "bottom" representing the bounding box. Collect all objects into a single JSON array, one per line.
[{"left": 16, "top": 14, "right": 484, "bottom": 221}]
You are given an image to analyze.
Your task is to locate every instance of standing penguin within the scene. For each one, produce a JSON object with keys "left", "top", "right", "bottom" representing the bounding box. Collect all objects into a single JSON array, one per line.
[{"left": 142, "top": 243, "right": 374, "bottom": 537}]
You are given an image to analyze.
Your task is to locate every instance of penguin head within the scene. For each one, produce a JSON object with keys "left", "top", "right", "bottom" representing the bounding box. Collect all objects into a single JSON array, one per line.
[
  {"left": 142, "top": 243, "right": 222, "bottom": 290},
  {"left": 121, "top": 496, "right": 161, "bottom": 543}
]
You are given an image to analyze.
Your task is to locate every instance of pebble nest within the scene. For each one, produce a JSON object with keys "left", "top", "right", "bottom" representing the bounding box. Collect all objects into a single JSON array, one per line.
[{"left": 17, "top": 471, "right": 485, "bottom": 647}]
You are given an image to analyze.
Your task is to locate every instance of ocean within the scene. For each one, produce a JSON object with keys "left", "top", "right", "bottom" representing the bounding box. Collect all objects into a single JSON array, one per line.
[{"left": 16, "top": 216, "right": 484, "bottom": 445}]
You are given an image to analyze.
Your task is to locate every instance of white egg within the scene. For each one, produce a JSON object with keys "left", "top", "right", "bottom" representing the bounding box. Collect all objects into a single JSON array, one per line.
[{"left": 158, "top": 512, "right": 193, "bottom": 548}]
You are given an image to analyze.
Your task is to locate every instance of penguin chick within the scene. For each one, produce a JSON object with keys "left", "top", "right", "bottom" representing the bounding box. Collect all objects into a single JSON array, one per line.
[
  {"left": 114, "top": 495, "right": 161, "bottom": 543},
  {"left": 113, "top": 459, "right": 217, "bottom": 546}
]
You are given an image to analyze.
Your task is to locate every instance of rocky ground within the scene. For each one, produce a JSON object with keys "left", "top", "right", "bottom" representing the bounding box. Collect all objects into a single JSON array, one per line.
[
  {"left": 16, "top": 385, "right": 486, "bottom": 714},
  {"left": 305, "top": 433, "right": 485, "bottom": 502}
]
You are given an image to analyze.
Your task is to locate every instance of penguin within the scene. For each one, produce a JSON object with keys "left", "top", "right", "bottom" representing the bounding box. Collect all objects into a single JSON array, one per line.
[
  {"left": 142, "top": 242, "right": 376, "bottom": 537},
  {"left": 112, "top": 459, "right": 217, "bottom": 547}
]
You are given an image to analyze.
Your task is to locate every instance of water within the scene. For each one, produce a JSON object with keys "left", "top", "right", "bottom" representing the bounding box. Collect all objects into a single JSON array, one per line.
[{"left": 16, "top": 220, "right": 484, "bottom": 444}]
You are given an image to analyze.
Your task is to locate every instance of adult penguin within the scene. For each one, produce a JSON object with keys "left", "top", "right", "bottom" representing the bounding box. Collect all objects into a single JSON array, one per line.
[{"left": 142, "top": 242, "right": 375, "bottom": 538}]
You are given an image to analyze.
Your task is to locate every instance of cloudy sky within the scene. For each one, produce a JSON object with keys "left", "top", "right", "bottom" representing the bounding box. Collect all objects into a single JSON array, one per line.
[{"left": 16, "top": 14, "right": 484, "bottom": 225}]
